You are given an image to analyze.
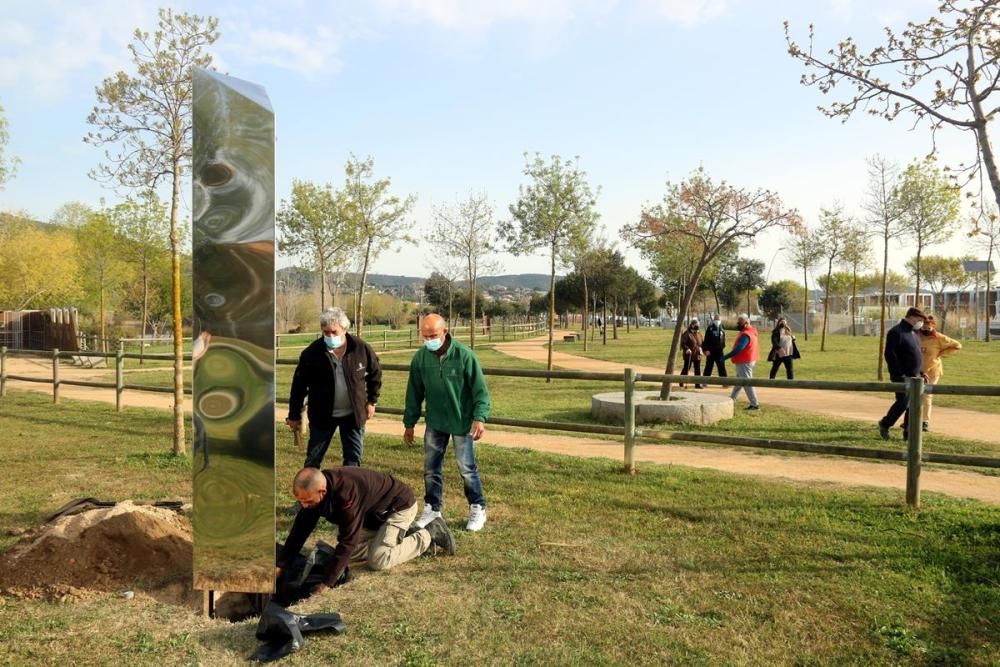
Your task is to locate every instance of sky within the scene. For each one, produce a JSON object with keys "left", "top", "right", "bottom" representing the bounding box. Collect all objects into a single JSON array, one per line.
[{"left": 0, "top": 0, "right": 987, "bottom": 287}]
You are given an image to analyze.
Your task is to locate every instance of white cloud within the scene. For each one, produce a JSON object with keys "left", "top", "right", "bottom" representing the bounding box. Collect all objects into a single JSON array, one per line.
[
  {"left": 221, "top": 25, "right": 342, "bottom": 77},
  {"left": 638, "top": 0, "right": 733, "bottom": 28},
  {"left": 374, "top": 0, "right": 579, "bottom": 32}
]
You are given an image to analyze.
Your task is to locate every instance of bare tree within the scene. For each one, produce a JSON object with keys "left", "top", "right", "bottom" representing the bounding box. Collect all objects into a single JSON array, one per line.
[
  {"left": 839, "top": 223, "right": 872, "bottom": 336},
  {"left": 969, "top": 208, "right": 1000, "bottom": 340},
  {"left": 625, "top": 167, "right": 801, "bottom": 399},
  {"left": 428, "top": 191, "right": 502, "bottom": 349},
  {"left": 786, "top": 3, "right": 1000, "bottom": 225},
  {"left": 786, "top": 226, "right": 824, "bottom": 342},
  {"left": 85, "top": 8, "right": 219, "bottom": 455},
  {"left": 816, "top": 205, "right": 851, "bottom": 351}
]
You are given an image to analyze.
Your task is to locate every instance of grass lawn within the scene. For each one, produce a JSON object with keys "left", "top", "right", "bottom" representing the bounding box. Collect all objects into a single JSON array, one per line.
[
  {"left": 555, "top": 328, "right": 1000, "bottom": 414},
  {"left": 0, "top": 390, "right": 998, "bottom": 665}
]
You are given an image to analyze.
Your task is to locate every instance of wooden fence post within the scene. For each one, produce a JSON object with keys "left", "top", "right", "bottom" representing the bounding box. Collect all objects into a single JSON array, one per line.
[
  {"left": 624, "top": 368, "right": 637, "bottom": 475},
  {"left": 905, "top": 376, "right": 924, "bottom": 509},
  {"left": 52, "top": 348, "right": 60, "bottom": 404},
  {"left": 383, "top": 329, "right": 388, "bottom": 351},
  {"left": 116, "top": 349, "right": 124, "bottom": 412},
  {"left": 0, "top": 346, "right": 7, "bottom": 397}
]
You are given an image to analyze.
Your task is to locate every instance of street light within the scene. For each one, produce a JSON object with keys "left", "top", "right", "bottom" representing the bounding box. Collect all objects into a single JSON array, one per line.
[{"left": 765, "top": 246, "right": 786, "bottom": 283}]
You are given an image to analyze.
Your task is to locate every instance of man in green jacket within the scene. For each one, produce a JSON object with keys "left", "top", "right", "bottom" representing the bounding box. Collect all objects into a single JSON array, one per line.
[{"left": 403, "top": 313, "right": 490, "bottom": 532}]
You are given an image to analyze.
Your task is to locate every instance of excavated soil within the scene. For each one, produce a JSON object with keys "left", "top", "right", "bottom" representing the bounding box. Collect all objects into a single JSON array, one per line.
[{"left": 0, "top": 501, "right": 197, "bottom": 606}]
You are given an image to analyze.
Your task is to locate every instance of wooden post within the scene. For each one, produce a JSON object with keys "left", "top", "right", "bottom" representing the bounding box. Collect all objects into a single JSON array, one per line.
[
  {"left": 624, "top": 368, "right": 637, "bottom": 475},
  {"left": 408, "top": 328, "right": 413, "bottom": 349},
  {"left": 52, "top": 348, "right": 60, "bottom": 404},
  {"left": 0, "top": 346, "right": 7, "bottom": 398},
  {"left": 115, "top": 349, "right": 124, "bottom": 412},
  {"left": 905, "top": 376, "right": 924, "bottom": 509},
  {"left": 383, "top": 329, "right": 387, "bottom": 351},
  {"left": 502, "top": 321, "right": 507, "bottom": 341}
]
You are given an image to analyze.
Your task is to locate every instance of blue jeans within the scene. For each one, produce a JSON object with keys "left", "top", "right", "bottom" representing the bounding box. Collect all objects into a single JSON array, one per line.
[
  {"left": 305, "top": 415, "right": 364, "bottom": 468},
  {"left": 729, "top": 362, "right": 759, "bottom": 407},
  {"left": 423, "top": 425, "right": 486, "bottom": 510}
]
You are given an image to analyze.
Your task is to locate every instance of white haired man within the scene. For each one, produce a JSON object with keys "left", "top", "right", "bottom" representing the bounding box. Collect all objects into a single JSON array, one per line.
[{"left": 286, "top": 307, "right": 382, "bottom": 469}]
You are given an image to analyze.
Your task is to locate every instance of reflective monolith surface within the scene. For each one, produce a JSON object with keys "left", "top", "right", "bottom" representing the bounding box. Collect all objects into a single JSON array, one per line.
[{"left": 192, "top": 67, "right": 275, "bottom": 593}]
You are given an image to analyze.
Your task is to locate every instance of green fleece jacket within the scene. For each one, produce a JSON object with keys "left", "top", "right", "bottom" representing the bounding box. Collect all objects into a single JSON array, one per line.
[{"left": 403, "top": 335, "right": 491, "bottom": 435}]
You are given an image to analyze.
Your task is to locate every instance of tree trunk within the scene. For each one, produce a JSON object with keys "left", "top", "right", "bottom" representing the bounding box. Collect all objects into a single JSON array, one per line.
[
  {"left": 356, "top": 239, "right": 373, "bottom": 337},
  {"left": 318, "top": 254, "right": 327, "bottom": 312},
  {"left": 582, "top": 273, "right": 589, "bottom": 352},
  {"left": 987, "top": 242, "right": 994, "bottom": 342},
  {"left": 470, "top": 272, "right": 477, "bottom": 350},
  {"left": 821, "top": 259, "right": 833, "bottom": 352},
  {"left": 851, "top": 269, "right": 858, "bottom": 337},
  {"left": 99, "top": 277, "right": 106, "bottom": 354},
  {"left": 746, "top": 288, "right": 751, "bottom": 316},
  {"left": 140, "top": 264, "right": 148, "bottom": 366},
  {"left": 625, "top": 299, "right": 631, "bottom": 333},
  {"left": 802, "top": 266, "right": 809, "bottom": 342},
  {"left": 612, "top": 298, "right": 619, "bottom": 340},
  {"left": 878, "top": 233, "right": 890, "bottom": 380},
  {"left": 914, "top": 247, "right": 922, "bottom": 310},
  {"left": 169, "top": 161, "right": 185, "bottom": 456},
  {"left": 546, "top": 243, "right": 556, "bottom": 382},
  {"left": 660, "top": 260, "right": 708, "bottom": 400},
  {"left": 602, "top": 294, "right": 608, "bottom": 346}
]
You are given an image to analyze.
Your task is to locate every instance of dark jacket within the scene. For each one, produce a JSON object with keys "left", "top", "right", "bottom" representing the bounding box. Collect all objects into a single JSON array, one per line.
[
  {"left": 703, "top": 324, "right": 726, "bottom": 353},
  {"left": 277, "top": 467, "right": 416, "bottom": 587},
  {"left": 884, "top": 319, "right": 923, "bottom": 379},
  {"left": 287, "top": 334, "right": 382, "bottom": 429},
  {"left": 681, "top": 330, "right": 703, "bottom": 356}
]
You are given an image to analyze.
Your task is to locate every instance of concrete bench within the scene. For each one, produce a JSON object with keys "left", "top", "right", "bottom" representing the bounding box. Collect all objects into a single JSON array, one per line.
[{"left": 562, "top": 333, "right": 579, "bottom": 342}]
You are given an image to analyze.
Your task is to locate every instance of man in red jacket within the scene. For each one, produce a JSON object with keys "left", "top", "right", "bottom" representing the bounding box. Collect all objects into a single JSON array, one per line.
[
  {"left": 721, "top": 314, "right": 760, "bottom": 410},
  {"left": 276, "top": 467, "right": 456, "bottom": 595}
]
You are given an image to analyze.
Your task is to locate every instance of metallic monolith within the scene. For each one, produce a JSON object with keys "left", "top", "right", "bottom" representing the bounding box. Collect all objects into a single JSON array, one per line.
[{"left": 191, "top": 67, "right": 275, "bottom": 593}]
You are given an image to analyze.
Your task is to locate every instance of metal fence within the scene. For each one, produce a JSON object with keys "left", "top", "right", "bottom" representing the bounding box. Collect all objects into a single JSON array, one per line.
[{"left": 3, "top": 345, "right": 999, "bottom": 509}]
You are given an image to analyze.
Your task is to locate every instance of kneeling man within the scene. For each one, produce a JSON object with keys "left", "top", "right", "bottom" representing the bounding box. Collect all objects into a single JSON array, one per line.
[{"left": 276, "top": 467, "right": 455, "bottom": 595}]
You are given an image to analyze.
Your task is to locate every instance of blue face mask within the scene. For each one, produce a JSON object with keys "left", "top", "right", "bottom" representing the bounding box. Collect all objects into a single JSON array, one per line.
[
  {"left": 323, "top": 334, "right": 343, "bottom": 349},
  {"left": 713, "top": 320, "right": 721, "bottom": 327},
  {"left": 424, "top": 337, "right": 443, "bottom": 352}
]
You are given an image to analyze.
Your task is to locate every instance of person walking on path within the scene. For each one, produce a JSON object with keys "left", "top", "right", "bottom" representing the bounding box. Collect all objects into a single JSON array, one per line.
[
  {"left": 276, "top": 467, "right": 456, "bottom": 596},
  {"left": 768, "top": 317, "right": 796, "bottom": 380},
  {"left": 403, "top": 313, "right": 491, "bottom": 532},
  {"left": 721, "top": 314, "right": 760, "bottom": 410},
  {"left": 286, "top": 307, "right": 382, "bottom": 469},
  {"left": 702, "top": 315, "right": 728, "bottom": 379},
  {"left": 680, "top": 319, "right": 705, "bottom": 388},
  {"left": 917, "top": 314, "right": 961, "bottom": 433},
  {"left": 878, "top": 307, "right": 928, "bottom": 440}
]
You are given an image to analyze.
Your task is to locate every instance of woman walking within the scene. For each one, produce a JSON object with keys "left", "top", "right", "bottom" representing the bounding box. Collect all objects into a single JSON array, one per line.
[
  {"left": 768, "top": 317, "right": 795, "bottom": 380},
  {"left": 680, "top": 319, "right": 705, "bottom": 388},
  {"left": 917, "top": 315, "right": 961, "bottom": 432}
]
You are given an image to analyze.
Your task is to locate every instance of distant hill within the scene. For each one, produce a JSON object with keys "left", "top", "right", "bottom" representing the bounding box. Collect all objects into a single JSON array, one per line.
[{"left": 276, "top": 268, "right": 555, "bottom": 293}]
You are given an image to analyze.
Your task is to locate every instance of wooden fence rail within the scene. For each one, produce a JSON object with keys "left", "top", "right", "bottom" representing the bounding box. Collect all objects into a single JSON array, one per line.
[{"left": 3, "top": 345, "right": 999, "bottom": 509}]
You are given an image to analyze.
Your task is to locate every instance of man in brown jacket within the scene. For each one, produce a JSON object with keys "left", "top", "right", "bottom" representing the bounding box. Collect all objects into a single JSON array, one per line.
[{"left": 276, "top": 467, "right": 456, "bottom": 595}]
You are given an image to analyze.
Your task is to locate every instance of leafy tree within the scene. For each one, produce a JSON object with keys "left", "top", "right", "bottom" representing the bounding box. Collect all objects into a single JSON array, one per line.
[
  {"left": 109, "top": 191, "right": 169, "bottom": 363},
  {"left": 719, "top": 257, "right": 765, "bottom": 316},
  {"left": 428, "top": 191, "right": 501, "bottom": 349},
  {"left": 625, "top": 167, "right": 801, "bottom": 399},
  {"left": 77, "top": 210, "right": 132, "bottom": 351},
  {"left": 423, "top": 271, "right": 457, "bottom": 320},
  {"left": 566, "top": 234, "right": 611, "bottom": 350},
  {"left": 277, "top": 179, "right": 357, "bottom": 311},
  {"left": 341, "top": 155, "right": 416, "bottom": 336},
  {"left": 969, "top": 209, "right": 1000, "bottom": 340},
  {"left": 894, "top": 158, "right": 960, "bottom": 303},
  {"left": 0, "top": 101, "right": 17, "bottom": 188},
  {"left": 759, "top": 280, "right": 797, "bottom": 319},
  {"left": 502, "top": 153, "right": 599, "bottom": 375},
  {"left": 786, "top": 3, "right": 1000, "bottom": 225},
  {"left": 863, "top": 155, "right": 905, "bottom": 379},
  {"left": 85, "top": 8, "right": 219, "bottom": 455},
  {"left": 786, "top": 226, "right": 824, "bottom": 342},
  {"left": 905, "top": 255, "right": 971, "bottom": 332},
  {"left": 816, "top": 205, "right": 852, "bottom": 351},
  {"left": 839, "top": 223, "right": 871, "bottom": 336},
  {"left": 0, "top": 218, "right": 81, "bottom": 309},
  {"left": 50, "top": 201, "right": 94, "bottom": 229}
]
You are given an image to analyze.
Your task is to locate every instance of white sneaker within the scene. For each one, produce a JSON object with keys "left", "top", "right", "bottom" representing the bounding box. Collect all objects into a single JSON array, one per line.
[
  {"left": 415, "top": 504, "right": 441, "bottom": 529},
  {"left": 465, "top": 504, "right": 487, "bottom": 532}
]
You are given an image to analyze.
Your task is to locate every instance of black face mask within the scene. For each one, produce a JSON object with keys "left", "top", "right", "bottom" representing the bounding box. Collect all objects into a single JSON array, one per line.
[
  {"left": 921, "top": 329, "right": 933, "bottom": 336},
  {"left": 691, "top": 326, "right": 699, "bottom": 332}
]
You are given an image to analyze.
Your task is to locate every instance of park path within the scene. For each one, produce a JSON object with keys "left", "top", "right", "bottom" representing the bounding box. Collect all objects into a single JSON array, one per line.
[
  {"left": 492, "top": 336, "right": 1000, "bottom": 445},
  {"left": 3, "top": 353, "right": 1000, "bottom": 505}
]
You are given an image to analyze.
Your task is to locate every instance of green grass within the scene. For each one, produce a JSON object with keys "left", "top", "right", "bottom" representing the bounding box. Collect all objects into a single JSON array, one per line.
[
  {"left": 555, "top": 328, "right": 1000, "bottom": 414},
  {"left": 0, "top": 390, "right": 998, "bottom": 665}
]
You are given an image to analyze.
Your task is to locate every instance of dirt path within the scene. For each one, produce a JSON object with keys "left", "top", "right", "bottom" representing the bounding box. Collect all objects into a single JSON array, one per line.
[
  {"left": 4, "top": 354, "right": 999, "bottom": 505},
  {"left": 492, "top": 337, "right": 1000, "bottom": 445}
]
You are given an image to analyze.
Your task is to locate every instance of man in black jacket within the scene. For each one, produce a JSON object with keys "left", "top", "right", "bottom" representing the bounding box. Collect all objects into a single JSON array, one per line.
[
  {"left": 879, "top": 307, "right": 928, "bottom": 440},
  {"left": 276, "top": 467, "right": 455, "bottom": 595},
  {"left": 286, "top": 307, "right": 382, "bottom": 468},
  {"left": 702, "top": 314, "right": 727, "bottom": 379}
]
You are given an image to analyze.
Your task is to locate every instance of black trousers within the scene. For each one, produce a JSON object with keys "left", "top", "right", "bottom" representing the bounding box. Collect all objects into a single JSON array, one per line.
[
  {"left": 769, "top": 357, "right": 794, "bottom": 379},
  {"left": 681, "top": 353, "right": 702, "bottom": 379},
  {"left": 880, "top": 375, "right": 910, "bottom": 432},
  {"left": 703, "top": 354, "right": 727, "bottom": 377}
]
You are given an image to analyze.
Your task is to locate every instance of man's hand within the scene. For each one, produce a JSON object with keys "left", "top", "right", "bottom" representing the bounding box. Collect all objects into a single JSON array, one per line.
[
  {"left": 471, "top": 420, "right": 486, "bottom": 441},
  {"left": 285, "top": 418, "right": 301, "bottom": 432},
  {"left": 920, "top": 372, "right": 930, "bottom": 382},
  {"left": 366, "top": 403, "right": 376, "bottom": 420},
  {"left": 274, "top": 566, "right": 283, "bottom": 579},
  {"left": 311, "top": 583, "right": 329, "bottom": 596},
  {"left": 403, "top": 427, "right": 415, "bottom": 446}
]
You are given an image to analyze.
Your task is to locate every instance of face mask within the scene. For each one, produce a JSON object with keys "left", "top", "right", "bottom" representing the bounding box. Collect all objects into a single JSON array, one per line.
[
  {"left": 737, "top": 322, "right": 746, "bottom": 330},
  {"left": 911, "top": 320, "right": 923, "bottom": 330},
  {"left": 921, "top": 328, "right": 933, "bottom": 336},
  {"left": 323, "top": 334, "right": 342, "bottom": 349},
  {"left": 691, "top": 326, "right": 699, "bottom": 332},
  {"left": 424, "top": 337, "right": 443, "bottom": 352},
  {"left": 713, "top": 320, "right": 721, "bottom": 327}
]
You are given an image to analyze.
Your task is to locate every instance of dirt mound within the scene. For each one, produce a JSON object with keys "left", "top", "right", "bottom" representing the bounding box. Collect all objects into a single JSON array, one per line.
[{"left": 0, "top": 501, "right": 194, "bottom": 604}]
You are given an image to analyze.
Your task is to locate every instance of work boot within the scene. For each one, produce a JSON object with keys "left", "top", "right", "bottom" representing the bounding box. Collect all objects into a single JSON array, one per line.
[
  {"left": 878, "top": 422, "right": 890, "bottom": 441},
  {"left": 424, "top": 517, "right": 456, "bottom": 556}
]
